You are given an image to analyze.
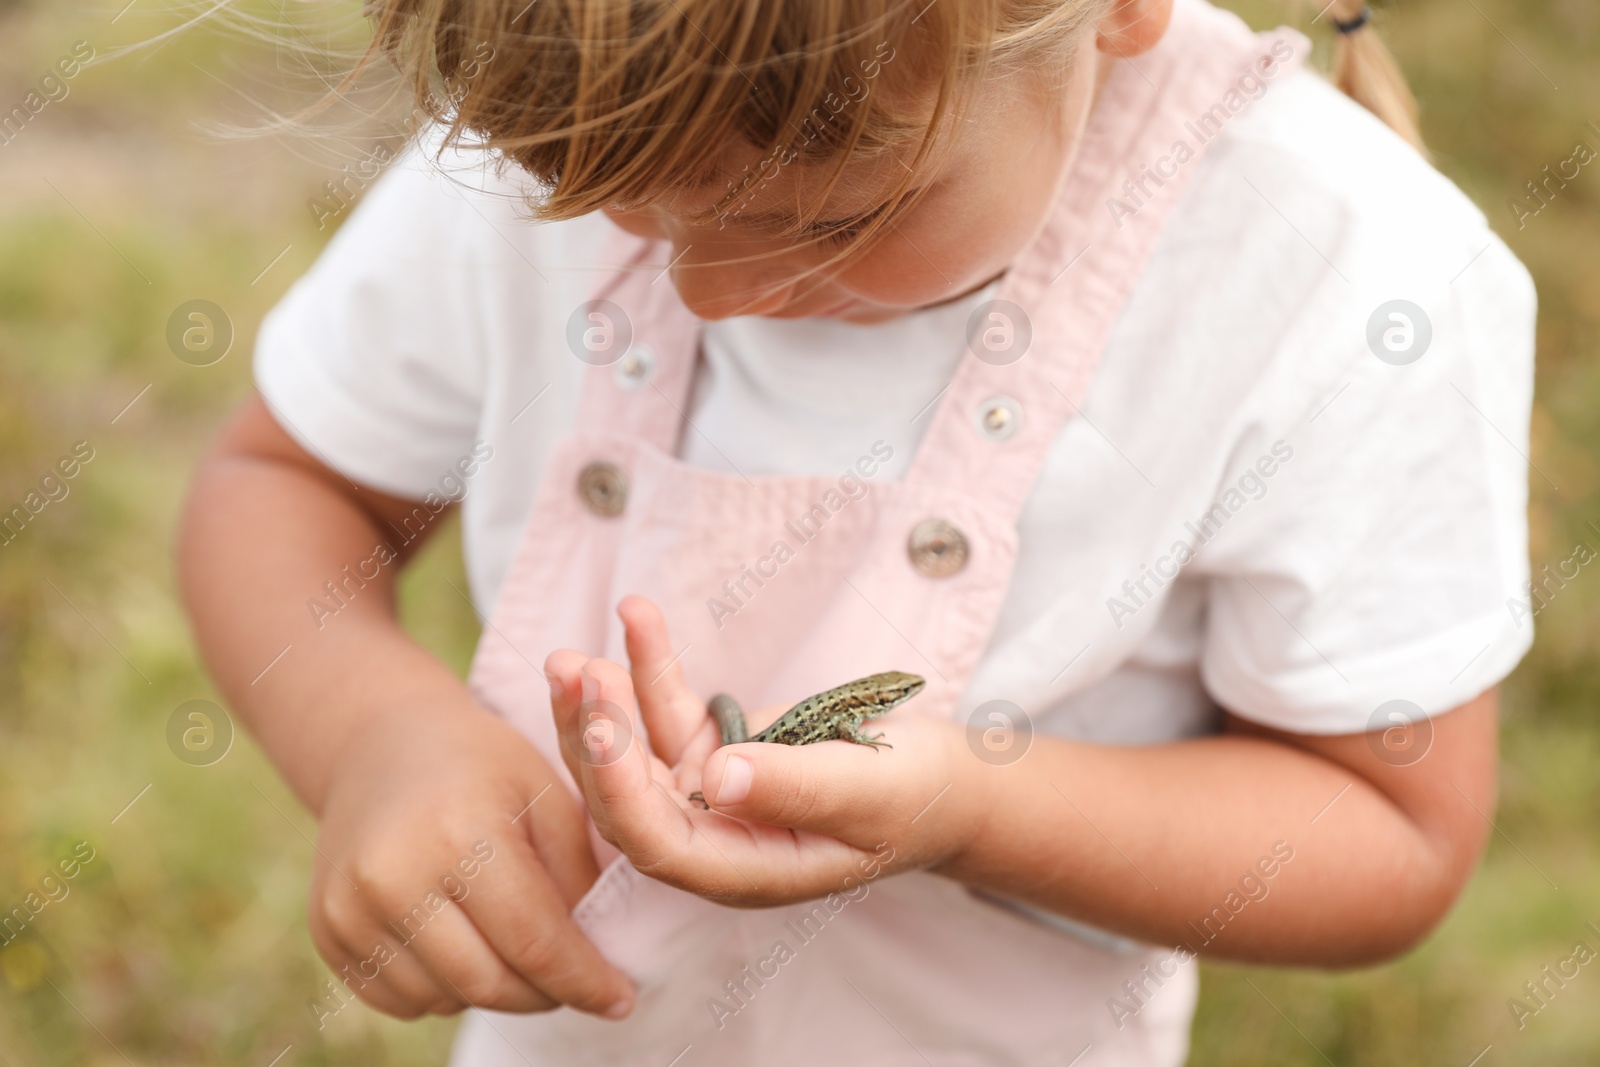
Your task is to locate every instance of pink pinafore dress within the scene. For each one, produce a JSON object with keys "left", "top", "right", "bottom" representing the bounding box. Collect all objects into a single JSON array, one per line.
[{"left": 457, "top": 3, "right": 1305, "bottom": 1063}]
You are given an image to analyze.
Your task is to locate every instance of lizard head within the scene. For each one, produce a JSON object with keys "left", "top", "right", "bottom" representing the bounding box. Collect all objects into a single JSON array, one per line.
[{"left": 868, "top": 671, "right": 926, "bottom": 708}]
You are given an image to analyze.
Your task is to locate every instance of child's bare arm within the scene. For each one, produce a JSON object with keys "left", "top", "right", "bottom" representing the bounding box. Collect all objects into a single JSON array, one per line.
[
  {"left": 178, "top": 394, "right": 634, "bottom": 1019},
  {"left": 930, "top": 692, "right": 1498, "bottom": 966}
]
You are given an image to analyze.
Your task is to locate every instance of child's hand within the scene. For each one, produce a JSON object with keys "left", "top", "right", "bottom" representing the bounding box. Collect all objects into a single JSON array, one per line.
[
  {"left": 546, "top": 597, "right": 986, "bottom": 906},
  {"left": 308, "top": 697, "right": 636, "bottom": 1019}
]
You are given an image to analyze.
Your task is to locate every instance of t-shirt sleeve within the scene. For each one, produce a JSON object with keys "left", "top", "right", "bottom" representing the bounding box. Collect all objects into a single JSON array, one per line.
[
  {"left": 253, "top": 141, "right": 495, "bottom": 500},
  {"left": 1195, "top": 232, "right": 1537, "bottom": 735}
]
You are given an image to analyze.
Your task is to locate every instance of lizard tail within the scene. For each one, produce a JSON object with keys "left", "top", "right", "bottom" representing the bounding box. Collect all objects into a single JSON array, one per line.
[{"left": 708, "top": 694, "right": 748, "bottom": 747}]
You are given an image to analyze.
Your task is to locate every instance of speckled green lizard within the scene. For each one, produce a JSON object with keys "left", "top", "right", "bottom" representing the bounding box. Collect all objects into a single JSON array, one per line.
[{"left": 686, "top": 671, "right": 926, "bottom": 808}]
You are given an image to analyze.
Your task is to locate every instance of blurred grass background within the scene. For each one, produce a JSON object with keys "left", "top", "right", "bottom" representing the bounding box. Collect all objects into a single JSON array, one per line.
[{"left": 0, "top": 0, "right": 1595, "bottom": 1063}]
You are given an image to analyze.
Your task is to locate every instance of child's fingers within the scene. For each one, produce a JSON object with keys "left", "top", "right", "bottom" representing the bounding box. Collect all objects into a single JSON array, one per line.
[
  {"left": 380, "top": 898, "right": 562, "bottom": 1013},
  {"left": 571, "top": 659, "right": 698, "bottom": 865},
  {"left": 545, "top": 648, "right": 593, "bottom": 787},
  {"left": 454, "top": 832, "right": 636, "bottom": 1018},
  {"left": 323, "top": 912, "right": 471, "bottom": 1015},
  {"left": 328, "top": 949, "right": 452, "bottom": 1019},
  {"left": 320, "top": 851, "right": 565, "bottom": 1015},
  {"left": 699, "top": 742, "right": 861, "bottom": 840},
  {"left": 311, "top": 866, "right": 477, "bottom": 1016},
  {"left": 308, "top": 881, "right": 457, "bottom": 1018},
  {"left": 572, "top": 659, "right": 898, "bottom": 903},
  {"left": 547, "top": 650, "right": 646, "bottom": 843},
  {"left": 556, "top": 656, "right": 866, "bottom": 904},
  {"left": 617, "top": 595, "right": 709, "bottom": 766},
  {"left": 513, "top": 766, "right": 606, "bottom": 912},
  {"left": 697, "top": 723, "right": 943, "bottom": 852}
]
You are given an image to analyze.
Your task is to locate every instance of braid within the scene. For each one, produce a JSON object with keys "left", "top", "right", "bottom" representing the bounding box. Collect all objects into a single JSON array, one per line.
[{"left": 1323, "top": 1, "right": 1424, "bottom": 153}]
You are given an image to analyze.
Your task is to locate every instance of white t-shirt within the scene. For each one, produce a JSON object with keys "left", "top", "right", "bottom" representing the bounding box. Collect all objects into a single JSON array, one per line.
[{"left": 254, "top": 65, "right": 1536, "bottom": 743}]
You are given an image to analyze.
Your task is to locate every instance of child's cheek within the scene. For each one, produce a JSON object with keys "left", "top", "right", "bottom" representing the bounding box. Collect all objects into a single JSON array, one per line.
[
  {"left": 833, "top": 238, "right": 963, "bottom": 311},
  {"left": 602, "top": 207, "right": 668, "bottom": 240}
]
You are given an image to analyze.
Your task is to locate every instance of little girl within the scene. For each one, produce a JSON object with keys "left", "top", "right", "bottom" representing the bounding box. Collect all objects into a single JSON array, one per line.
[{"left": 180, "top": 0, "right": 1536, "bottom": 1063}]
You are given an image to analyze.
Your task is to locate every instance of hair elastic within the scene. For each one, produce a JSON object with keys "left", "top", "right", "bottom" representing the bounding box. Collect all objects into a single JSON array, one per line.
[{"left": 1333, "top": 6, "right": 1372, "bottom": 34}]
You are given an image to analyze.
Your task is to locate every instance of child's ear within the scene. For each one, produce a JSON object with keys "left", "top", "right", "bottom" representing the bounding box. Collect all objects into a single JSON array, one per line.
[{"left": 1095, "top": 0, "right": 1174, "bottom": 59}]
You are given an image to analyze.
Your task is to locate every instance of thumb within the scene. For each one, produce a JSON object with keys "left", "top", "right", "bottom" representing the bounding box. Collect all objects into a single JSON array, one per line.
[
  {"left": 699, "top": 740, "right": 888, "bottom": 846},
  {"left": 700, "top": 717, "right": 965, "bottom": 855}
]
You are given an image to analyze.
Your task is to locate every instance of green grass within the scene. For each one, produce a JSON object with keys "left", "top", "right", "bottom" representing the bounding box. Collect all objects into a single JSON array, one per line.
[{"left": 0, "top": 0, "right": 1597, "bottom": 1063}]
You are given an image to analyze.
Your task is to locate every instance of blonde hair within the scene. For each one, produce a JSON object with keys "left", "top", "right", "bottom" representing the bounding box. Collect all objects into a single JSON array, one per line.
[
  {"left": 358, "top": 0, "right": 1423, "bottom": 232},
  {"left": 362, "top": 0, "right": 1105, "bottom": 244},
  {"left": 1324, "top": 0, "right": 1423, "bottom": 150}
]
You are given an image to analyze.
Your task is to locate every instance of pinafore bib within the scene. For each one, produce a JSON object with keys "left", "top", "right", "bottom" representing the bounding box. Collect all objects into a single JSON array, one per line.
[{"left": 457, "top": 4, "right": 1305, "bottom": 1063}]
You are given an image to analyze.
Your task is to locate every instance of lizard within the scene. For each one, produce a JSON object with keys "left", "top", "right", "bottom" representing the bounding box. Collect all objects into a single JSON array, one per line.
[{"left": 686, "top": 671, "right": 926, "bottom": 808}]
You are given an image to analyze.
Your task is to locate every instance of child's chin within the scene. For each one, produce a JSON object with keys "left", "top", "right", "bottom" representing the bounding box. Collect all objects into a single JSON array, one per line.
[{"left": 827, "top": 301, "right": 909, "bottom": 324}]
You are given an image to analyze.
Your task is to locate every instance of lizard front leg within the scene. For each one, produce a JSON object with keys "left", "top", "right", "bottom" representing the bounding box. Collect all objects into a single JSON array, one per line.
[{"left": 843, "top": 722, "right": 893, "bottom": 750}]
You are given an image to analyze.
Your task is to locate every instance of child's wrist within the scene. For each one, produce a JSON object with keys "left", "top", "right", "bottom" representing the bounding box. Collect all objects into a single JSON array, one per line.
[
  {"left": 923, "top": 720, "right": 999, "bottom": 873},
  {"left": 310, "top": 668, "right": 495, "bottom": 808}
]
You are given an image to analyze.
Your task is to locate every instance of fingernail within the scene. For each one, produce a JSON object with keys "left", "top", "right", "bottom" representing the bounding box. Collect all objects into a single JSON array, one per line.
[
  {"left": 583, "top": 720, "right": 613, "bottom": 755},
  {"left": 715, "top": 754, "right": 753, "bottom": 806},
  {"left": 604, "top": 994, "right": 633, "bottom": 1019},
  {"left": 548, "top": 675, "right": 564, "bottom": 702},
  {"left": 580, "top": 666, "right": 600, "bottom": 705}
]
